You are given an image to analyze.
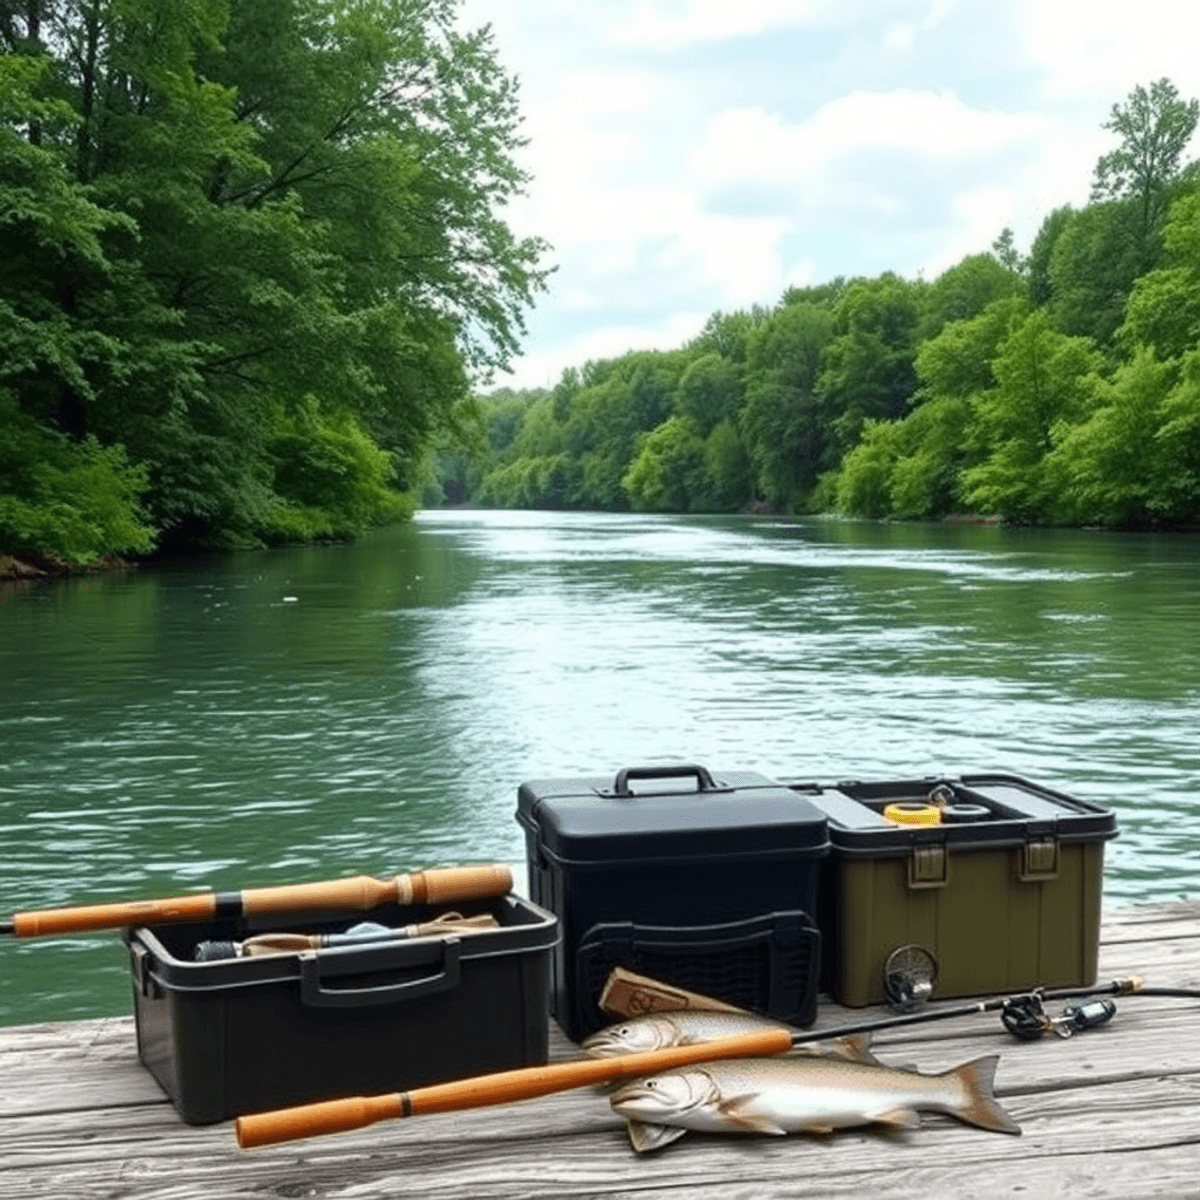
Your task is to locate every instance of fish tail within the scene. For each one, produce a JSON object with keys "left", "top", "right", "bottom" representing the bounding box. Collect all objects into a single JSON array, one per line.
[{"left": 945, "top": 1055, "right": 1022, "bottom": 1135}]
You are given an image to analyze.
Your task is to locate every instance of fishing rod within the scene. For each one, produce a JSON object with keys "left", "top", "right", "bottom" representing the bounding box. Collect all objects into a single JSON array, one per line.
[
  {"left": 0, "top": 863, "right": 512, "bottom": 938},
  {"left": 193, "top": 912, "right": 499, "bottom": 961},
  {"left": 236, "top": 973, "right": 1200, "bottom": 1149}
]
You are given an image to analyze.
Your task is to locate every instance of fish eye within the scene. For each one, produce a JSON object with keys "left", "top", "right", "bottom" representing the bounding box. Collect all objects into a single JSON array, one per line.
[{"left": 646, "top": 1080, "right": 656, "bottom": 1089}]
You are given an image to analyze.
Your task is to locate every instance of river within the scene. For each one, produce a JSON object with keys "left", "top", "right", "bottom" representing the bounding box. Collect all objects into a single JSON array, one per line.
[{"left": 1, "top": 510, "right": 1197, "bottom": 1025}]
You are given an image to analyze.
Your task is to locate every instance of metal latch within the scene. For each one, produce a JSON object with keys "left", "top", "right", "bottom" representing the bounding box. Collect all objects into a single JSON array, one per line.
[
  {"left": 907, "top": 844, "right": 948, "bottom": 889},
  {"left": 1020, "top": 836, "right": 1060, "bottom": 881}
]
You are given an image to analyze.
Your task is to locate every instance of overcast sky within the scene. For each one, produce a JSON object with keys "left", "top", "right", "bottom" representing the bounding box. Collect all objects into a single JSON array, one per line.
[{"left": 455, "top": 0, "right": 1200, "bottom": 390}]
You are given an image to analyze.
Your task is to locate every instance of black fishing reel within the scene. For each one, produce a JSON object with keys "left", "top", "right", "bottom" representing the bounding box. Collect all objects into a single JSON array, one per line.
[{"left": 1001, "top": 992, "right": 1118, "bottom": 1040}]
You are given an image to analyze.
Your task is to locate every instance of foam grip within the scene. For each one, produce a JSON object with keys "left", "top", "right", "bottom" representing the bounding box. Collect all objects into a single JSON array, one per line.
[
  {"left": 11, "top": 892, "right": 219, "bottom": 937},
  {"left": 397, "top": 864, "right": 513, "bottom": 906}
]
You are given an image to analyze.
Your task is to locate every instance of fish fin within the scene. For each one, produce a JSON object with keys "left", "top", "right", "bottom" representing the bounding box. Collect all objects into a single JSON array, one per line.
[
  {"left": 866, "top": 1106, "right": 921, "bottom": 1131},
  {"left": 720, "top": 1094, "right": 788, "bottom": 1135},
  {"left": 944, "top": 1055, "right": 1022, "bottom": 1136},
  {"left": 626, "top": 1120, "right": 689, "bottom": 1154},
  {"left": 839, "top": 1031, "right": 886, "bottom": 1066}
]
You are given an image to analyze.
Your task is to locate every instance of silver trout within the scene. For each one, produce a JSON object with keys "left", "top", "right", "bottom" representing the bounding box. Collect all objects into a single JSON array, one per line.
[
  {"left": 609, "top": 1054, "right": 1021, "bottom": 1153},
  {"left": 582, "top": 1011, "right": 884, "bottom": 1066}
]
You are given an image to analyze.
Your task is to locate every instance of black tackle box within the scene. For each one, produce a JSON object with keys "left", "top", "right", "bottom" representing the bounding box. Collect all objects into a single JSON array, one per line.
[
  {"left": 794, "top": 773, "right": 1117, "bottom": 1006},
  {"left": 516, "top": 764, "right": 829, "bottom": 1040},
  {"left": 122, "top": 892, "right": 558, "bottom": 1124}
]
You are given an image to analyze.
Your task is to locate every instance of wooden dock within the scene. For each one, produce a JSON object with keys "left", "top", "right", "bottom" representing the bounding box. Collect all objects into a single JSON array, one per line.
[{"left": 3, "top": 901, "right": 1200, "bottom": 1200}]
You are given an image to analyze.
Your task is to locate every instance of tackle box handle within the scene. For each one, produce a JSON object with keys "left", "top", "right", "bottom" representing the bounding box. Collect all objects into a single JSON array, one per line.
[
  {"left": 610, "top": 764, "right": 724, "bottom": 796},
  {"left": 298, "top": 936, "right": 462, "bottom": 1008}
]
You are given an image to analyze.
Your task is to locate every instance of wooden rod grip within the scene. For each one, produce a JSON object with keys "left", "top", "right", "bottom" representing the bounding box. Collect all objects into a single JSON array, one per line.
[
  {"left": 395, "top": 864, "right": 513, "bottom": 906},
  {"left": 7, "top": 863, "right": 512, "bottom": 938},
  {"left": 237, "top": 1093, "right": 406, "bottom": 1148},
  {"left": 240, "top": 875, "right": 398, "bottom": 917},
  {"left": 10, "top": 893, "right": 218, "bottom": 937},
  {"left": 235, "top": 1028, "right": 794, "bottom": 1148}
]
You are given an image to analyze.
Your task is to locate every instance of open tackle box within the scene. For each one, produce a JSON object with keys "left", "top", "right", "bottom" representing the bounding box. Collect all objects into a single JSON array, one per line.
[
  {"left": 516, "top": 764, "right": 829, "bottom": 1041},
  {"left": 794, "top": 773, "right": 1118, "bottom": 1007},
  {"left": 122, "top": 891, "right": 558, "bottom": 1124}
]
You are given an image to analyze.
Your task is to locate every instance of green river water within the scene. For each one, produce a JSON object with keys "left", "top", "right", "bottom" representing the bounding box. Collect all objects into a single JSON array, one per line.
[{"left": 1, "top": 510, "right": 1197, "bottom": 1025}]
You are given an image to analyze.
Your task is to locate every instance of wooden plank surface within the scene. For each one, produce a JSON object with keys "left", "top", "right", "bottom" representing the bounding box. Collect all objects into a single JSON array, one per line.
[{"left": 3, "top": 902, "right": 1199, "bottom": 1200}]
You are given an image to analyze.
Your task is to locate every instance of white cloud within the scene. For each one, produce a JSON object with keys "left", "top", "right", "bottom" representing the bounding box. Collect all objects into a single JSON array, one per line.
[
  {"left": 1013, "top": 0, "right": 1200, "bottom": 101},
  {"left": 457, "top": 0, "right": 1200, "bottom": 390}
]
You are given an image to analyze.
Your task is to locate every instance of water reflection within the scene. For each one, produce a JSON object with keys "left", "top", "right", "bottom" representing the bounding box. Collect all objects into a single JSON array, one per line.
[{"left": 1, "top": 510, "right": 1197, "bottom": 1023}]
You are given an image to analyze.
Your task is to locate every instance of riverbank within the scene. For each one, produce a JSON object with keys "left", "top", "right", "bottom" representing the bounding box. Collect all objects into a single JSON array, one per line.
[{"left": 3, "top": 901, "right": 1198, "bottom": 1199}]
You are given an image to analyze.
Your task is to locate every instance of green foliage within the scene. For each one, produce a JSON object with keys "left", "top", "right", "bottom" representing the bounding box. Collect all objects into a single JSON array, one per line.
[
  {"left": 622, "top": 417, "right": 708, "bottom": 511},
  {"left": 0, "top": 392, "right": 155, "bottom": 563},
  {"left": 264, "top": 399, "right": 411, "bottom": 541},
  {"left": 1091, "top": 78, "right": 1200, "bottom": 238},
  {"left": 1044, "top": 347, "right": 1176, "bottom": 526},
  {"left": 816, "top": 272, "right": 922, "bottom": 457},
  {"left": 436, "top": 78, "right": 1200, "bottom": 531},
  {"left": 961, "top": 312, "right": 1101, "bottom": 521},
  {"left": 1, "top": 0, "right": 545, "bottom": 556},
  {"left": 740, "top": 300, "right": 835, "bottom": 507},
  {"left": 921, "top": 253, "right": 1025, "bottom": 340},
  {"left": 1123, "top": 192, "right": 1200, "bottom": 358}
]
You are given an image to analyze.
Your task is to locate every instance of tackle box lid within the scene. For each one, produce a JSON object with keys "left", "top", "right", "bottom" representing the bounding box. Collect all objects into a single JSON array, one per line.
[
  {"left": 789, "top": 772, "right": 1117, "bottom": 858},
  {"left": 123, "top": 894, "right": 559, "bottom": 1002},
  {"left": 517, "top": 764, "right": 830, "bottom": 865}
]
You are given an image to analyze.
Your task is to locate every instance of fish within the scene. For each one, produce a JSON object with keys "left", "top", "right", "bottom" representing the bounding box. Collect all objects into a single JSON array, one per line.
[
  {"left": 581, "top": 1011, "right": 885, "bottom": 1066},
  {"left": 608, "top": 1054, "right": 1021, "bottom": 1153}
]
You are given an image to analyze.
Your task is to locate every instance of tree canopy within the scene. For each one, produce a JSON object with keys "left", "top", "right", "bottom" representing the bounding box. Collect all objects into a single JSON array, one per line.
[
  {"left": 449, "top": 79, "right": 1200, "bottom": 532},
  {"left": 1, "top": 0, "right": 547, "bottom": 563}
]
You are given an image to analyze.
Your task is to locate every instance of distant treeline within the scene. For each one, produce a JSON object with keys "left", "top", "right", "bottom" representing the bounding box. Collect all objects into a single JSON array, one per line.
[
  {"left": 438, "top": 79, "right": 1200, "bottom": 530},
  {"left": 1, "top": 1, "right": 546, "bottom": 569}
]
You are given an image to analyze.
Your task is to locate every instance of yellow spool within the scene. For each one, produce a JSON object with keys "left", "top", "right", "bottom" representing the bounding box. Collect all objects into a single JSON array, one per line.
[{"left": 883, "top": 802, "right": 942, "bottom": 826}]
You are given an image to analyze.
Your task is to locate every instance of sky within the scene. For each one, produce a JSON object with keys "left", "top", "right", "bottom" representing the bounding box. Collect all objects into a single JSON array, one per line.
[{"left": 455, "top": 0, "right": 1200, "bottom": 391}]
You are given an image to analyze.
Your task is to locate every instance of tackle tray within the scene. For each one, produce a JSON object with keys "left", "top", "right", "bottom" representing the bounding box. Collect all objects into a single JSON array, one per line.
[
  {"left": 516, "top": 763, "right": 829, "bottom": 1039},
  {"left": 123, "top": 892, "right": 558, "bottom": 1124},
  {"left": 794, "top": 773, "right": 1117, "bottom": 1006}
]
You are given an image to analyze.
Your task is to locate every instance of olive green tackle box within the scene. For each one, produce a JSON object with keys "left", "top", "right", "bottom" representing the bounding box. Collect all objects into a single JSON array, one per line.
[
  {"left": 121, "top": 892, "right": 558, "bottom": 1124},
  {"left": 793, "top": 773, "right": 1118, "bottom": 1007},
  {"left": 516, "top": 764, "right": 829, "bottom": 1040}
]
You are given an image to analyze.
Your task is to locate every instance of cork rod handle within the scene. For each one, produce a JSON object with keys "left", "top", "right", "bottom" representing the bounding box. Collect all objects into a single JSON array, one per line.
[
  {"left": 235, "top": 1027, "right": 794, "bottom": 1149},
  {"left": 8, "top": 864, "right": 513, "bottom": 937}
]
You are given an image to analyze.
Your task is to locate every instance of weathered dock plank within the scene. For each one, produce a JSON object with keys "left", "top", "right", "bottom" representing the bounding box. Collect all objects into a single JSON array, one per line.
[{"left": 3, "top": 902, "right": 1199, "bottom": 1200}]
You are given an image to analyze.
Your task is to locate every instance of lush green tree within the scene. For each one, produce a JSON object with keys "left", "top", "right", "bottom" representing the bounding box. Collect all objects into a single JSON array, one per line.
[
  {"left": 1044, "top": 346, "right": 1176, "bottom": 526},
  {"left": 1091, "top": 78, "right": 1200, "bottom": 252},
  {"left": 914, "top": 297, "right": 1027, "bottom": 402},
  {"left": 703, "top": 417, "right": 754, "bottom": 510},
  {"left": 1027, "top": 206, "right": 1074, "bottom": 308},
  {"left": 740, "top": 300, "right": 835, "bottom": 507},
  {"left": 816, "top": 272, "right": 922, "bottom": 459},
  {"left": 920, "top": 253, "right": 1024, "bottom": 340},
  {"left": 1123, "top": 192, "right": 1200, "bottom": 359},
  {"left": 961, "top": 312, "right": 1100, "bottom": 521},
  {"left": 0, "top": 390, "right": 155, "bottom": 564},
  {"left": 674, "top": 351, "right": 742, "bottom": 436},
  {"left": 1047, "top": 199, "right": 1152, "bottom": 345},
  {"left": 622, "top": 416, "right": 707, "bottom": 511},
  {"left": 1153, "top": 349, "right": 1200, "bottom": 520},
  {"left": 1, "top": 0, "right": 547, "bottom": 553},
  {"left": 1047, "top": 79, "right": 1200, "bottom": 346}
]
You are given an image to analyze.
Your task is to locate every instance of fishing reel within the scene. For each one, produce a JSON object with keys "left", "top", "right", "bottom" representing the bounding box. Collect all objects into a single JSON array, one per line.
[
  {"left": 1000, "top": 992, "right": 1118, "bottom": 1040},
  {"left": 884, "top": 944, "right": 938, "bottom": 1011}
]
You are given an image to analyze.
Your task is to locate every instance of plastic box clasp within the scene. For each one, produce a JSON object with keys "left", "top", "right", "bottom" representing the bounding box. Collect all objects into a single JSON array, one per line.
[
  {"left": 907, "top": 844, "right": 948, "bottom": 889},
  {"left": 1019, "top": 837, "right": 1060, "bottom": 881}
]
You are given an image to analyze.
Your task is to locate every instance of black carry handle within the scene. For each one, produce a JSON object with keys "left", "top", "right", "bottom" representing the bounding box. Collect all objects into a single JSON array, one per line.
[{"left": 611, "top": 764, "right": 722, "bottom": 796}]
